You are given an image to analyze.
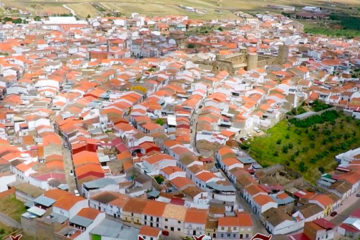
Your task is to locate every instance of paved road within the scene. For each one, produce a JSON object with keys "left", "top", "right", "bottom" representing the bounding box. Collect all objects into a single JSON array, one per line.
[
  {"left": 0, "top": 212, "right": 21, "bottom": 229},
  {"left": 328, "top": 193, "right": 360, "bottom": 225}
]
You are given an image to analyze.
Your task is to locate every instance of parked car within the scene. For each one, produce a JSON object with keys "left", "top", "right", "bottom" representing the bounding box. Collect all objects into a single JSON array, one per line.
[
  {"left": 74, "top": 189, "right": 80, "bottom": 197},
  {"left": 330, "top": 211, "right": 337, "bottom": 217},
  {"left": 356, "top": 193, "right": 360, "bottom": 197}
]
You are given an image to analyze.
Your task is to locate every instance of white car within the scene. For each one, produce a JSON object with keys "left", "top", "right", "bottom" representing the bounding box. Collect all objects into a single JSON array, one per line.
[{"left": 74, "top": 190, "right": 80, "bottom": 196}]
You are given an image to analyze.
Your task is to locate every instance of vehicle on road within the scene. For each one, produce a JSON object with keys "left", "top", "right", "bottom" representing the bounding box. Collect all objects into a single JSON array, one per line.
[
  {"left": 74, "top": 189, "right": 80, "bottom": 196},
  {"left": 330, "top": 211, "right": 337, "bottom": 217},
  {"left": 356, "top": 193, "right": 360, "bottom": 197}
]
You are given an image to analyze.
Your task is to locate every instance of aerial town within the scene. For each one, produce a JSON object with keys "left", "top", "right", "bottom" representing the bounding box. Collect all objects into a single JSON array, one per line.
[{"left": 0, "top": 3, "right": 358, "bottom": 240}]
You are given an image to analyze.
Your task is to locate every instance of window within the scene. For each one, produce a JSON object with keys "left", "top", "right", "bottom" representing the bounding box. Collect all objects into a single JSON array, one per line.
[
  {"left": 165, "top": 226, "right": 168, "bottom": 229},
  {"left": 144, "top": 215, "right": 147, "bottom": 220},
  {"left": 171, "top": 227, "right": 174, "bottom": 232},
  {"left": 240, "top": 234, "right": 243, "bottom": 239},
  {"left": 178, "top": 228, "right": 181, "bottom": 231},
  {"left": 165, "top": 218, "right": 168, "bottom": 221},
  {"left": 178, "top": 221, "right": 181, "bottom": 224}
]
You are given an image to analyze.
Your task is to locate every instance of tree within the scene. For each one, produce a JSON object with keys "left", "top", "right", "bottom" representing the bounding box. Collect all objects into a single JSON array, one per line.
[
  {"left": 155, "top": 118, "right": 164, "bottom": 126},
  {"left": 299, "top": 162, "right": 308, "bottom": 172},
  {"left": 154, "top": 175, "right": 164, "bottom": 184},
  {"left": 34, "top": 16, "right": 41, "bottom": 21},
  {"left": 318, "top": 167, "right": 325, "bottom": 173},
  {"left": 187, "top": 43, "right": 195, "bottom": 49},
  {"left": 276, "top": 139, "right": 282, "bottom": 145},
  {"left": 282, "top": 146, "right": 288, "bottom": 154}
]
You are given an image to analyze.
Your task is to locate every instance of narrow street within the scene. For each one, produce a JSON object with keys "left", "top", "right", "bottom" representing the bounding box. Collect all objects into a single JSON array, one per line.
[
  {"left": 236, "top": 193, "right": 268, "bottom": 235},
  {"left": 61, "top": 140, "right": 77, "bottom": 193},
  {"left": 190, "top": 108, "right": 200, "bottom": 154}
]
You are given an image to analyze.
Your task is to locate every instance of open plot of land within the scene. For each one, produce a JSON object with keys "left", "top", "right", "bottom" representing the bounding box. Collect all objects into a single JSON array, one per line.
[
  {"left": 0, "top": 194, "right": 26, "bottom": 222},
  {"left": 0, "top": 223, "right": 16, "bottom": 239},
  {"left": 1, "top": 0, "right": 360, "bottom": 19},
  {"left": 245, "top": 111, "right": 360, "bottom": 183}
]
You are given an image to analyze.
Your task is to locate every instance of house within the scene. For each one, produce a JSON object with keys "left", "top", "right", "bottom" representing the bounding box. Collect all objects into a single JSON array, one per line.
[
  {"left": 216, "top": 212, "right": 253, "bottom": 239},
  {"left": 161, "top": 203, "right": 187, "bottom": 238},
  {"left": 142, "top": 153, "right": 177, "bottom": 175},
  {"left": 288, "top": 218, "right": 335, "bottom": 240},
  {"left": 142, "top": 200, "right": 166, "bottom": 228},
  {"left": 89, "top": 191, "right": 129, "bottom": 218},
  {"left": 262, "top": 207, "right": 301, "bottom": 235},
  {"left": 90, "top": 218, "right": 139, "bottom": 240},
  {"left": 138, "top": 226, "right": 162, "bottom": 240},
  {"left": 160, "top": 166, "right": 186, "bottom": 180},
  {"left": 52, "top": 194, "right": 88, "bottom": 219},
  {"left": 337, "top": 209, "right": 360, "bottom": 239},
  {"left": 121, "top": 197, "right": 147, "bottom": 225},
  {"left": 184, "top": 208, "right": 208, "bottom": 237},
  {"left": 309, "top": 194, "right": 334, "bottom": 216},
  {"left": 69, "top": 208, "right": 106, "bottom": 240},
  {"left": 252, "top": 194, "right": 278, "bottom": 215}
]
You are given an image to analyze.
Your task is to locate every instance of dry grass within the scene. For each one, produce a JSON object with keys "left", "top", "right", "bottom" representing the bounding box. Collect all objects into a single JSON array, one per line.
[{"left": 1, "top": 0, "right": 358, "bottom": 18}]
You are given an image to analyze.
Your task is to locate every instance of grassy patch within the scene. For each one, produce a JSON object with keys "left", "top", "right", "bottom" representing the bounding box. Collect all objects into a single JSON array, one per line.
[
  {"left": 0, "top": 194, "right": 26, "bottom": 222},
  {"left": 244, "top": 112, "right": 360, "bottom": 183},
  {"left": 0, "top": 223, "right": 16, "bottom": 238},
  {"left": 304, "top": 26, "right": 360, "bottom": 38}
]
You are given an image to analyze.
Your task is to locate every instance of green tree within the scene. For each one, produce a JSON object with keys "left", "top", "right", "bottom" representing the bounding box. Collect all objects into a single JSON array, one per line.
[
  {"left": 155, "top": 118, "right": 164, "bottom": 126},
  {"left": 154, "top": 175, "right": 164, "bottom": 184},
  {"left": 299, "top": 162, "right": 308, "bottom": 172},
  {"left": 187, "top": 43, "right": 195, "bottom": 49}
]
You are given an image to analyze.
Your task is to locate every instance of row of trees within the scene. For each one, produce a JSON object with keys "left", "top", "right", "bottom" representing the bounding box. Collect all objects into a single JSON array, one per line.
[{"left": 289, "top": 110, "right": 339, "bottom": 128}]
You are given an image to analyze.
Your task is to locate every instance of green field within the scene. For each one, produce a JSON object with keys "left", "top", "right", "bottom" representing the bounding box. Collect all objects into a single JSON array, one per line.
[
  {"left": 0, "top": 194, "right": 26, "bottom": 222},
  {"left": 243, "top": 111, "right": 360, "bottom": 183}
]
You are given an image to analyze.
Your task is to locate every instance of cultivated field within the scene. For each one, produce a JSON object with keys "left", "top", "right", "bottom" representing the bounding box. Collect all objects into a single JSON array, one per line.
[{"left": 1, "top": 0, "right": 360, "bottom": 18}]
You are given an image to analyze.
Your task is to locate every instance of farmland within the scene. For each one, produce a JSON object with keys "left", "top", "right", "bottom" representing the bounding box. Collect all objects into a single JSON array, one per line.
[
  {"left": 243, "top": 111, "right": 360, "bottom": 183},
  {"left": 0, "top": 0, "right": 359, "bottom": 19}
]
